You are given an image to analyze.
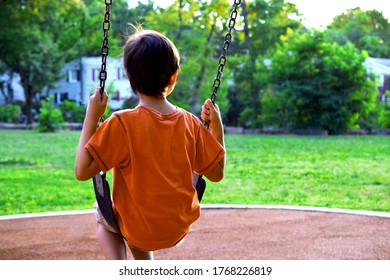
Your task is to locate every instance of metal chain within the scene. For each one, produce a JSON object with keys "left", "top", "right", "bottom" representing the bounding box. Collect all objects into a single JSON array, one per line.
[
  {"left": 210, "top": 0, "right": 241, "bottom": 104},
  {"left": 99, "top": 0, "right": 113, "bottom": 97}
]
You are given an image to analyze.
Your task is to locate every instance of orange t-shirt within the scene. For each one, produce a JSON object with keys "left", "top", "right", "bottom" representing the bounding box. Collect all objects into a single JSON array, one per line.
[{"left": 86, "top": 104, "right": 225, "bottom": 251}]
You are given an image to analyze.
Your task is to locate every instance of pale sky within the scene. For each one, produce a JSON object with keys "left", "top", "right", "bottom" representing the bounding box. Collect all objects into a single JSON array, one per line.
[
  {"left": 289, "top": 0, "right": 389, "bottom": 29},
  {"left": 129, "top": 0, "right": 389, "bottom": 29}
]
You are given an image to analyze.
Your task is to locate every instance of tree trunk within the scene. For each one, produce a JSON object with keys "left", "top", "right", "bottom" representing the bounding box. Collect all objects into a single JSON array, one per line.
[
  {"left": 19, "top": 65, "right": 35, "bottom": 125},
  {"left": 241, "top": 0, "right": 260, "bottom": 126},
  {"left": 175, "top": 0, "right": 184, "bottom": 41},
  {"left": 241, "top": 0, "right": 250, "bottom": 48}
]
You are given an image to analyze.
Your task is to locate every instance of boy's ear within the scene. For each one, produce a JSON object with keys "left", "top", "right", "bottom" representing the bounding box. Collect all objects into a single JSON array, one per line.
[{"left": 169, "top": 70, "right": 179, "bottom": 86}]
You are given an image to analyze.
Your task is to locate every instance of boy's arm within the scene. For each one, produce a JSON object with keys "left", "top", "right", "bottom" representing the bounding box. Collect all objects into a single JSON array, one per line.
[
  {"left": 201, "top": 99, "right": 226, "bottom": 182},
  {"left": 74, "top": 88, "right": 108, "bottom": 181}
]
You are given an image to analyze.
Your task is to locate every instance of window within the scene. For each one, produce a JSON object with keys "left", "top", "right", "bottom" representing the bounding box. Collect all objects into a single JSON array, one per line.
[
  {"left": 117, "top": 68, "right": 127, "bottom": 80},
  {"left": 385, "top": 76, "right": 390, "bottom": 91},
  {"left": 60, "top": 92, "right": 69, "bottom": 102},
  {"left": 92, "top": 69, "right": 101, "bottom": 82},
  {"left": 68, "top": 69, "right": 80, "bottom": 83}
]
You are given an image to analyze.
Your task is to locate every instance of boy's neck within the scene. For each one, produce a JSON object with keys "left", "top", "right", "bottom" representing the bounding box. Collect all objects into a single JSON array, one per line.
[{"left": 138, "top": 94, "right": 176, "bottom": 114}]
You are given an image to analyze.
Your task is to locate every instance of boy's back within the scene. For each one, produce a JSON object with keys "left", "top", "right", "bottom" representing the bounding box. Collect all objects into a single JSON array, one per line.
[{"left": 86, "top": 104, "right": 224, "bottom": 250}]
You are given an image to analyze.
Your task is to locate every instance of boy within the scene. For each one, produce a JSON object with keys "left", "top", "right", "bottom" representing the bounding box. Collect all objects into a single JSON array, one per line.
[{"left": 75, "top": 29, "right": 225, "bottom": 260}]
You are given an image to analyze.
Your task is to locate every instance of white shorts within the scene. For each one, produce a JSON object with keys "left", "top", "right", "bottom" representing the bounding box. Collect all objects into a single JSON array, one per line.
[{"left": 93, "top": 201, "right": 117, "bottom": 233}]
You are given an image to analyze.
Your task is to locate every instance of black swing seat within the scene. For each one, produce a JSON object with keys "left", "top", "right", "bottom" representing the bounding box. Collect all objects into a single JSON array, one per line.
[
  {"left": 193, "top": 172, "right": 206, "bottom": 202},
  {"left": 93, "top": 172, "right": 125, "bottom": 239}
]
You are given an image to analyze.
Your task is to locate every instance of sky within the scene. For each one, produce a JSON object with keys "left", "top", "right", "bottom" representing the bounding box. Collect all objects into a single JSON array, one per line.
[
  {"left": 129, "top": 0, "right": 389, "bottom": 29},
  {"left": 288, "top": 0, "right": 389, "bottom": 29}
]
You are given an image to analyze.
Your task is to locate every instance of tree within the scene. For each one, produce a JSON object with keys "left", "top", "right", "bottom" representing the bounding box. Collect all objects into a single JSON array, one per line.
[
  {"left": 0, "top": 0, "right": 88, "bottom": 124},
  {"left": 263, "top": 29, "right": 378, "bottom": 134},
  {"left": 226, "top": 0, "right": 303, "bottom": 128},
  {"left": 326, "top": 8, "right": 390, "bottom": 57}
]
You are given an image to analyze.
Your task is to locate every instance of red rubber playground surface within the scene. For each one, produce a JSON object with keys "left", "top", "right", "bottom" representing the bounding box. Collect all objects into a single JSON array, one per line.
[{"left": 0, "top": 206, "right": 389, "bottom": 260}]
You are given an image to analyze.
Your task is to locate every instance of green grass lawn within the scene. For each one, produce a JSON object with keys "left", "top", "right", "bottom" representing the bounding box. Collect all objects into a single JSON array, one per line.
[{"left": 0, "top": 130, "right": 389, "bottom": 215}]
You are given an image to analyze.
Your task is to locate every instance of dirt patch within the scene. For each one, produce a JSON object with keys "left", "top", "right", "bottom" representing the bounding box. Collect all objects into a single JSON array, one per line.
[{"left": 0, "top": 208, "right": 389, "bottom": 260}]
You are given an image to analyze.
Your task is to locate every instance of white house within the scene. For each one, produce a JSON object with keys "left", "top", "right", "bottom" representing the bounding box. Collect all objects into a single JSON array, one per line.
[
  {"left": 2, "top": 57, "right": 389, "bottom": 108},
  {"left": 1, "top": 56, "right": 136, "bottom": 110},
  {"left": 0, "top": 73, "right": 25, "bottom": 103},
  {"left": 47, "top": 56, "right": 136, "bottom": 110},
  {"left": 365, "top": 57, "right": 390, "bottom": 102}
]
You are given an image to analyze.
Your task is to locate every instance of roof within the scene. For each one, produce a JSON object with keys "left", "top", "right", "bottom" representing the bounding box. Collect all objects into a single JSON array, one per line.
[{"left": 366, "top": 57, "right": 390, "bottom": 75}]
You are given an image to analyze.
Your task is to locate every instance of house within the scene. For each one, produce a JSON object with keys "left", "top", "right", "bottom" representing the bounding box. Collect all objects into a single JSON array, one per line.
[
  {"left": 1, "top": 57, "right": 136, "bottom": 110},
  {"left": 365, "top": 57, "right": 390, "bottom": 102},
  {"left": 2, "top": 57, "right": 389, "bottom": 108},
  {"left": 0, "top": 72, "right": 25, "bottom": 103},
  {"left": 46, "top": 56, "right": 136, "bottom": 110}
]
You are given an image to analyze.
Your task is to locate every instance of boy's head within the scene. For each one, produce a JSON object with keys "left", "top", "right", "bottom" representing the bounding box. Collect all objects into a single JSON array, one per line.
[{"left": 123, "top": 28, "right": 180, "bottom": 97}]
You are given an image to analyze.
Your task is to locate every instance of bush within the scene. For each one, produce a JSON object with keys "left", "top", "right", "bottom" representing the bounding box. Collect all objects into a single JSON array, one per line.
[
  {"left": 261, "top": 89, "right": 295, "bottom": 130},
  {"left": 36, "top": 96, "right": 65, "bottom": 132},
  {"left": 357, "top": 100, "right": 383, "bottom": 132},
  {"left": 379, "top": 103, "right": 390, "bottom": 129},
  {"left": 268, "top": 30, "right": 378, "bottom": 134},
  {"left": 59, "top": 100, "right": 85, "bottom": 122},
  {"left": 238, "top": 107, "right": 262, "bottom": 129},
  {"left": 0, "top": 104, "right": 22, "bottom": 124}
]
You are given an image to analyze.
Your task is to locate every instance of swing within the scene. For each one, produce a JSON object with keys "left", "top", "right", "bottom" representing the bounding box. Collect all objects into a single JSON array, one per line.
[{"left": 92, "top": 0, "right": 241, "bottom": 238}]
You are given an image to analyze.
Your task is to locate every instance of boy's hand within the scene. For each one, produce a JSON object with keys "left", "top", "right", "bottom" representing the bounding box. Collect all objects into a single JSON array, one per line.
[
  {"left": 201, "top": 99, "right": 224, "bottom": 147},
  {"left": 201, "top": 99, "right": 222, "bottom": 130},
  {"left": 86, "top": 87, "right": 109, "bottom": 123}
]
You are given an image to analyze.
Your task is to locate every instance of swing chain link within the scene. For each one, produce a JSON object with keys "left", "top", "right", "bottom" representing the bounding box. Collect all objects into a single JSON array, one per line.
[
  {"left": 99, "top": 0, "right": 113, "bottom": 96},
  {"left": 210, "top": 0, "right": 241, "bottom": 103}
]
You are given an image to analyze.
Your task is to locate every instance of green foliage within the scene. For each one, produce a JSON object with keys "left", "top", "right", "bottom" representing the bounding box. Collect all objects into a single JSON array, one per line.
[
  {"left": 103, "top": 106, "right": 113, "bottom": 120},
  {"left": 0, "top": 104, "right": 22, "bottom": 124},
  {"left": 238, "top": 107, "right": 262, "bottom": 128},
  {"left": 59, "top": 100, "right": 86, "bottom": 123},
  {"left": 357, "top": 101, "right": 383, "bottom": 131},
  {"left": 111, "top": 0, "right": 155, "bottom": 48},
  {"left": 226, "top": 0, "right": 302, "bottom": 128},
  {"left": 357, "top": 92, "right": 390, "bottom": 131},
  {"left": 326, "top": 8, "right": 390, "bottom": 57},
  {"left": 0, "top": 0, "right": 88, "bottom": 124},
  {"left": 36, "top": 96, "right": 65, "bottom": 132},
  {"left": 261, "top": 88, "right": 292, "bottom": 129},
  {"left": 264, "top": 29, "right": 378, "bottom": 134},
  {"left": 378, "top": 96, "right": 390, "bottom": 128}
]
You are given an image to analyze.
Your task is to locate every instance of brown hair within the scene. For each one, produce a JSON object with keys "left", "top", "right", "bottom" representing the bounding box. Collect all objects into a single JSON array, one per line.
[{"left": 123, "top": 29, "right": 180, "bottom": 96}]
